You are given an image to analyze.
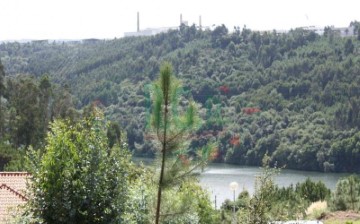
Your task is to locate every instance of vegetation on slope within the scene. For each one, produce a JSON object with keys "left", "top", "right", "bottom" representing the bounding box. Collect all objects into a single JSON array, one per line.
[{"left": 1, "top": 22, "right": 360, "bottom": 172}]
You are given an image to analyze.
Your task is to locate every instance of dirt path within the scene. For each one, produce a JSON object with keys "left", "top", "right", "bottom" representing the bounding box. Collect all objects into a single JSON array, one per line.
[{"left": 322, "top": 211, "right": 360, "bottom": 223}]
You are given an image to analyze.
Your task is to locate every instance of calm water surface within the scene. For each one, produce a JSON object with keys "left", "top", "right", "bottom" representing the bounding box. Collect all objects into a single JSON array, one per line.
[
  {"left": 200, "top": 163, "right": 349, "bottom": 208},
  {"left": 134, "top": 158, "right": 349, "bottom": 208}
]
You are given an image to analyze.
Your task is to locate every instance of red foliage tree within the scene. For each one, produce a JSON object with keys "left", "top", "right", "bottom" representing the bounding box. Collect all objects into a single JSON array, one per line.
[
  {"left": 219, "top": 85, "right": 230, "bottom": 94},
  {"left": 229, "top": 135, "right": 240, "bottom": 146},
  {"left": 242, "top": 107, "right": 261, "bottom": 115}
]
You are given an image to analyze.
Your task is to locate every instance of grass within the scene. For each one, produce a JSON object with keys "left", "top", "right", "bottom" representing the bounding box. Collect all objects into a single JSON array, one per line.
[{"left": 306, "top": 201, "right": 328, "bottom": 220}]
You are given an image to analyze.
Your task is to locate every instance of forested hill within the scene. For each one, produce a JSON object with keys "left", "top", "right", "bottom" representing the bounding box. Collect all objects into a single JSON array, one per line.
[{"left": 1, "top": 24, "right": 360, "bottom": 172}]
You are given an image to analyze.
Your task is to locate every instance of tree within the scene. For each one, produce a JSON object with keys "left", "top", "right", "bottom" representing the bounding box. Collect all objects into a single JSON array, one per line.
[
  {"left": 107, "top": 121, "right": 122, "bottom": 148},
  {"left": 51, "top": 84, "right": 78, "bottom": 121},
  {"left": 25, "top": 109, "right": 132, "bottom": 223},
  {"left": 295, "top": 178, "right": 331, "bottom": 202},
  {"left": 38, "top": 75, "right": 52, "bottom": 142},
  {"left": 7, "top": 77, "right": 41, "bottom": 147},
  {"left": 344, "top": 39, "right": 354, "bottom": 56},
  {"left": 248, "top": 156, "right": 279, "bottom": 224},
  {"left": 148, "top": 63, "right": 214, "bottom": 224},
  {"left": 350, "top": 20, "right": 360, "bottom": 39},
  {"left": 211, "top": 24, "right": 229, "bottom": 47},
  {"left": 0, "top": 59, "right": 5, "bottom": 139},
  {"left": 331, "top": 175, "right": 360, "bottom": 211}
]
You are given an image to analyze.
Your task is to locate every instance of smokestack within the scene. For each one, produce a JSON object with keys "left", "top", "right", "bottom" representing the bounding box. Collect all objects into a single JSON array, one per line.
[
  {"left": 199, "top": 15, "right": 202, "bottom": 29},
  {"left": 137, "top": 12, "right": 140, "bottom": 32},
  {"left": 180, "top": 14, "right": 183, "bottom": 26}
]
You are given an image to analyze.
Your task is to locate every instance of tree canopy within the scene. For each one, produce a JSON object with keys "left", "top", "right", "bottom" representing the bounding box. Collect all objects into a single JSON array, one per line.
[
  {"left": 1, "top": 23, "right": 360, "bottom": 172},
  {"left": 25, "top": 110, "right": 132, "bottom": 223}
]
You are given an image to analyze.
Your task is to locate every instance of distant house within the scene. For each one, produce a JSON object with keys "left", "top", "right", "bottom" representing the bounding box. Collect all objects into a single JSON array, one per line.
[{"left": 0, "top": 172, "right": 31, "bottom": 222}]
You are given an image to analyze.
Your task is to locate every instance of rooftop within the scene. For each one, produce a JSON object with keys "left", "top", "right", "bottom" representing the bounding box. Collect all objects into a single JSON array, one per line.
[{"left": 0, "top": 172, "right": 31, "bottom": 222}]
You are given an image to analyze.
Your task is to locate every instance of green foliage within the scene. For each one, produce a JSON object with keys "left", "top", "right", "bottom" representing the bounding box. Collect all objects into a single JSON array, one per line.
[
  {"left": 1, "top": 24, "right": 360, "bottom": 172},
  {"left": 0, "top": 141, "right": 25, "bottom": 171},
  {"left": 25, "top": 111, "right": 133, "bottom": 223},
  {"left": 248, "top": 157, "right": 280, "bottom": 224},
  {"left": 331, "top": 175, "right": 360, "bottom": 211},
  {"left": 6, "top": 77, "right": 42, "bottom": 147},
  {"left": 0, "top": 73, "right": 79, "bottom": 170},
  {"left": 122, "top": 163, "right": 219, "bottom": 224},
  {"left": 0, "top": 59, "right": 5, "bottom": 139},
  {"left": 219, "top": 159, "right": 332, "bottom": 223},
  {"left": 295, "top": 178, "right": 331, "bottom": 202},
  {"left": 147, "top": 62, "right": 216, "bottom": 223},
  {"left": 330, "top": 131, "right": 360, "bottom": 172},
  {"left": 159, "top": 181, "right": 220, "bottom": 224},
  {"left": 107, "top": 121, "right": 122, "bottom": 148},
  {"left": 345, "top": 38, "right": 355, "bottom": 55}
]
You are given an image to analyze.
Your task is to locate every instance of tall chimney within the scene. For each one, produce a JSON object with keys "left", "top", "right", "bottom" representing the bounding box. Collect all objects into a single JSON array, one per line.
[
  {"left": 180, "top": 14, "right": 183, "bottom": 26},
  {"left": 199, "top": 15, "right": 202, "bottom": 29},
  {"left": 137, "top": 12, "right": 140, "bottom": 32}
]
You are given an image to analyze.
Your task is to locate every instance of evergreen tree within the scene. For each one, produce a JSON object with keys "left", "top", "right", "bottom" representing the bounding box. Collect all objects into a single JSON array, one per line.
[
  {"left": 248, "top": 156, "right": 279, "bottom": 224},
  {"left": 331, "top": 175, "right": 360, "bottom": 211},
  {"left": 148, "top": 63, "right": 214, "bottom": 223},
  {"left": 344, "top": 38, "right": 354, "bottom": 56}
]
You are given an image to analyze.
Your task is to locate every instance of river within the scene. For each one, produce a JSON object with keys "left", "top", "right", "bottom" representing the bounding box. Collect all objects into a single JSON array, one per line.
[
  {"left": 134, "top": 158, "right": 349, "bottom": 208},
  {"left": 200, "top": 163, "right": 349, "bottom": 208}
]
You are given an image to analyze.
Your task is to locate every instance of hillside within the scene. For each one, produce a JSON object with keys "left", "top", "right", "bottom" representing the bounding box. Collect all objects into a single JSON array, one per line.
[{"left": 1, "top": 24, "right": 360, "bottom": 172}]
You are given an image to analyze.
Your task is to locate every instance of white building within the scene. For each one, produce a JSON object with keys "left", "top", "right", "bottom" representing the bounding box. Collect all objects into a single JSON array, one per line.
[{"left": 124, "top": 27, "right": 176, "bottom": 37}]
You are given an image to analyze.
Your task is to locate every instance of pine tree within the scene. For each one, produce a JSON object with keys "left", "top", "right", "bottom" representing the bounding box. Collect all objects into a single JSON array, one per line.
[
  {"left": 148, "top": 62, "right": 214, "bottom": 223},
  {"left": 331, "top": 175, "right": 360, "bottom": 211}
]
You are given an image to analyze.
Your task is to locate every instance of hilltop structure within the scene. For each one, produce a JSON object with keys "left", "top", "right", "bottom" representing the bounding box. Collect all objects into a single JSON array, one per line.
[
  {"left": 125, "top": 12, "right": 357, "bottom": 38},
  {"left": 124, "top": 12, "right": 206, "bottom": 37},
  {"left": 124, "top": 12, "right": 177, "bottom": 37}
]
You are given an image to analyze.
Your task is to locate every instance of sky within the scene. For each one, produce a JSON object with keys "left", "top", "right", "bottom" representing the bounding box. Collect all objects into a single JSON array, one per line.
[{"left": 1, "top": 0, "right": 359, "bottom": 40}]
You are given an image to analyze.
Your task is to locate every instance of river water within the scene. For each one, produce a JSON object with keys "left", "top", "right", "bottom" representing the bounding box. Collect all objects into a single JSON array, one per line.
[
  {"left": 200, "top": 163, "right": 349, "bottom": 208},
  {"left": 134, "top": 158, "right": 349, "bottom": 208}
]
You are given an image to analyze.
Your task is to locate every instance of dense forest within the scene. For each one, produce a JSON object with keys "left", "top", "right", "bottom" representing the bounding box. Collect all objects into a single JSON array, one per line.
[{"left": 1, "top": 22, "right": 360, "bottom": 172}]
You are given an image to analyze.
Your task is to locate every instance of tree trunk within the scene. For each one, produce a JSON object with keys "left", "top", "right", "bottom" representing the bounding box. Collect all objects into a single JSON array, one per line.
[{"left": 155, "top": 88, "right": 169, "bottom": 224}]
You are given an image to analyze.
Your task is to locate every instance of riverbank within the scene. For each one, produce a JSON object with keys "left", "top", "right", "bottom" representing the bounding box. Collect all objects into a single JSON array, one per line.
[
  {"left": 133, "top": 158, "right": 350, "bottom": 207},
  {"left": 322, "top": 211, "right": 360, "bottom": 223},
  {"left": 200, "top": 163, "right": 349, "bottom": 207}
]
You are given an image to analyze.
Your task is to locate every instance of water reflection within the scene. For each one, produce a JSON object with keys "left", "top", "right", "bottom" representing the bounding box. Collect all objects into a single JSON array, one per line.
[
  {"left": 200, "top": 163, "right": 349, "bottom": 208},
  {"left": 133, "top": 158, "right": 349, "bottom": 208}
]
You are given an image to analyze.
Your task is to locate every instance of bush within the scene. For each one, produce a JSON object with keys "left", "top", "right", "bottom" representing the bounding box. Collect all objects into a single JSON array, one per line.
[
  {"left": 331, "top": 175, "right": 360, "bottom": 211},
  {"left": 25, "top": 110, "right": 133, "bottom": 223}
]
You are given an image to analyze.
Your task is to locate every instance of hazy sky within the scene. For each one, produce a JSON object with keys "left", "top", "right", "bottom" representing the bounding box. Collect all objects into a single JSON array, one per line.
[{"left": 1, "top": 0, "right": 359, "bottom": 40}]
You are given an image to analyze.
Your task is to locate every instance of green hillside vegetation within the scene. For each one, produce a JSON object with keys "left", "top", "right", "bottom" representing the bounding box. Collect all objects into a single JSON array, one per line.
[{"left": 1, "top": 22, "right": 360, "bottom": 172}]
